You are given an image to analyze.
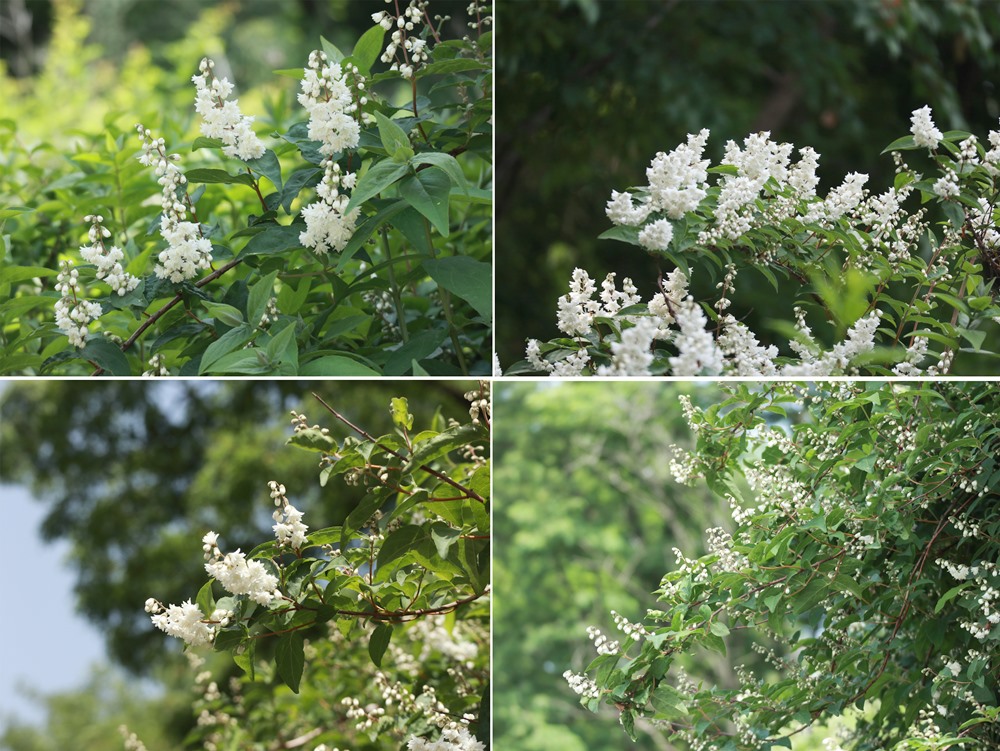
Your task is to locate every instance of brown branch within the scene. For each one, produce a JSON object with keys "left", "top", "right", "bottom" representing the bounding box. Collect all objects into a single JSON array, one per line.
[{"left": 311, "top": 393, "right": 486, "bottom": 504}]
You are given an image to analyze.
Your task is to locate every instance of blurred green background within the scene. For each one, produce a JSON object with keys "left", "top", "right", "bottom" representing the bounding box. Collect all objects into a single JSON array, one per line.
[
  {"left": 0, "top": 0, "right": 476, "bottom": 144},
  {"left": 495, "top": 0, "right": 1000, "bottom": 369}
]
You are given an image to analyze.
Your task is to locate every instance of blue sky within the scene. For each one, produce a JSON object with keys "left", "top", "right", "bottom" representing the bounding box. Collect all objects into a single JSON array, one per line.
[{"left": 0, "top": 385, "right": 108, "bottom": 731}]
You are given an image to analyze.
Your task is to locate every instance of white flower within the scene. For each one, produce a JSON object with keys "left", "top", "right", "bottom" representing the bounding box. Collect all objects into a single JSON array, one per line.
[
  {"left": 54, "top": 260, "right": 102, "bottom": 348},
  {"left": 945, "top": 660, "right": 961, "bottom": 676},
  {"left": 192, "top": 57, "right": 266, "bottom": 161},
  {"left": 595, "top": 318, "right": 658, "bottom": 376},
  {"left": 298, "top": 50, "right": 360, "bottom": 156},
  {"left": 406, "top": 726, "right": 485, "bottom": 751},
  {"left": 910, "top": 105, "right": 943, "bottom": 149},
  {"left": 637, "top": 218, "right": 674, "bottom": 251},
  {"left": 645, "top": 129, "right": 710, "bottom": 219},
  {"left": 205, "top": 548, "right": 280, "bottom": 606},
  {"left": 669, "top": 297, "right": 724, "bottom": 376},
  {"left": 149, "top": 599, "right": 216, "bottom": 646}
]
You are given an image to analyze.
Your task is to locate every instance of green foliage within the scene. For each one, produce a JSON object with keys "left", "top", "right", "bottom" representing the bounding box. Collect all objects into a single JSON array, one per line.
[
  {"left": 572, "top": 381, "right": 1000, "bottom": 750},
  {"left": 0, "top": 2, "right": 492, "bottom": 375}
]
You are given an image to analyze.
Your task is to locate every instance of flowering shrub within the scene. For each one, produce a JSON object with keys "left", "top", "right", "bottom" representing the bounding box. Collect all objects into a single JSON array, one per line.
[
  {"left": 567, "top": 381, "right": 1000, "bottom": 750},
  {"left": 139, "top": 384, "right": 490, "bottom": 750},
  {"left": 0, "top": 1, "right": 492, "bottom": 376},
  {"left": 509, "top": 107, "right": 1000, "bottom": 376}
]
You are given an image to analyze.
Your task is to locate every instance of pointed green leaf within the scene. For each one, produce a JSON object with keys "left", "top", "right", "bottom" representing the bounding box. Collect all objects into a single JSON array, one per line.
[
  {"left": 398, "top": 167, "right": 450, "bottom": 235},
  {"left": 351, "top": 25, "right": 387, "bottom": 74},
  {"left": 345, "top": 160, "right": 409, "bottom": 213},
  {"left": 275, "top": 631, "right": 305, "bottom": 693},
  {"left": 368, "top": 623, "right": 393, "bottom": 667},
  {"left": 374, "top": 111, "right": 412, "bottom": 159},
  {"left": 422, "top": 256, "right": 491, "bottom": 321}
]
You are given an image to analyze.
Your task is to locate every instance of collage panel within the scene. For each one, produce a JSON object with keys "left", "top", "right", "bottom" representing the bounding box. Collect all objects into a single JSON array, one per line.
[
  {"left": 0, "top": 1, "right": 492, "bottom": 377},
  {"left": 0, "top": 379, "right": 490, "bottom": 749},
  {"left": 494, "top": 380, "right": 1000, "bottom": 750},
  {"left": 496, "top": 1, "right": 1000, "bottom": 378}
]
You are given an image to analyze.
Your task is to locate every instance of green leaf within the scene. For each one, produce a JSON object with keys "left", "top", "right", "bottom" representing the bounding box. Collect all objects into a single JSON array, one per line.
[
  {"left": 403, "top": 423, "right": 482, "bottom": 474},
  {"left": 279, "top": 167, "right": 322, "bottom": 213},
  {"left": 881, "top": 135, "right": 918, "bottom": 154},
  {"left": 345, "top": 160, "right": 410, "bottom": 213},
  {"left": 275, "top": 632, "right": 305, "bottom": 693},
  {"left": 320, "top": 35, "right": 345, "bottom": 64},
  {"left": 431, "top": 522, "right": 461, "bottom": 559},
  {"left": 351, "top": 25, "right": 387, "bottom": 74},
  {"left": 0, "top": 265, "right": 59, "bottom": 284},
  {"left": 374, "top": 111, "right": 413, "bottom": 160},
  {"left": 264, "top": 321, "right": 298, "bottom": 373},
  {"left": 286, "top": 427, "right": 337, "bottom": 452},
  {"left": 300, "top": 356, "right": 381, "bottom": 376},
  {"left": 238, "top": 224, "right": 304, "bottom": 258},
  {"left": 202, "top": 301, "right": 245, "bottom": 328},
  {"left": 191, "top": 136, "right": 224, "bottom": 151},
  {"left": 198, "top": 323, "right": 255, "bottom": 374},
  {"left": 377, "top": 524, "right": 426, "bottom": 568},
  {"left": 383, "top": 330, "right": 448, "bottom": 375},
  {"left": 399, "top": 167, "right": 451, "bottom": 235},
  {"left": 423, "top": 256, "right": 492, "bottom": 321},
  {"left": 81, "top": 338, "right": 131, "bottom": 375},
  {"left": 245, "top": 149, "right": 283, "bottom": 191},
  {"left": 391, "top": 397, "right": 413, "bottom": 430},
  {"left": 196, "top": 580, "right": 215, "bottom": 617},
  {"left": 935, "top": 583, "right": 971, "bottom": 614},
  {"left": 709, "top": 621, "right": 730, "bottom": 637},
  {"left": 651, "top": 683, "right": 689, "bottom": 718},
  {"left": 410, "top": 151, "right": 469, "bottom": 191},
  {"left": 368, "top": 623, "right": 393, "bottom": 668},
  {"left": 232, "top": 639, "right": 255, "bottom": 680},
  {"left": 419, "top": 58, "right": 489, "bottom": 76},
  {"left": 247, "top": 270, "right": 279, "bottom": 326},
  {"left": 185, "top": 168, "right": 257, "bottom": 187},
  {"left": 0, "top": 206, "right": 34, "bottom": 221}
]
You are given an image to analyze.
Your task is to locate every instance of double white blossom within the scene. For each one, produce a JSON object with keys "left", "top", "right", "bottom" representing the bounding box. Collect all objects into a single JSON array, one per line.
[
  {"left": 192, "top": 57, "right": 265, "bottom": 161},
  {"left": 297, "top": 50, "right": 362, "bottom": 254},
  {"left": 204, "top": 542, "right": 280, "bottom": 606},
  {"left": 78, "top": 214, "right": 139, "bottom": 296},
  {"left": 911, "top": 105, "right": 943, "bottom": 149},
  {"left": 406, "top": 726, "right": 485, "bottom": 751},
  {"left": 136, "top": 124, "right": 213, "bottom": 282},
  {"left": 54, "top": 260, "right": 102, "bottom": 348},
  {"left": 269, "top": 480, "right": 308, "bottom": 550}
]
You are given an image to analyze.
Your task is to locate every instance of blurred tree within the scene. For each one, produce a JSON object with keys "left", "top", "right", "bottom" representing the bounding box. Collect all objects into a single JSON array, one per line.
[
  {"left": 0, "top": 380, "right": 474, "bottom": 675},
  {"left": 0, "top": 663, "right": 195, "bottom": 751},
  {"left": 494, "top": 382, "right": 737, "bottom": 750},
  {"left": 495, "top": 0, "right": 1000, "bottom": 368}
]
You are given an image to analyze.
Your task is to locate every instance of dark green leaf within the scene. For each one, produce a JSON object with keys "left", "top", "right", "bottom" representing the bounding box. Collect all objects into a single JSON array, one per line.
[
  {"left": 423, "top": 256, "right": 492, "bottom": 320},
  {"left": 81, "top": 338, "right": 131, "bottom": 375},
  {"left": 275, "top": 632, "right": 305, "bottom": 693},
  {"left": 383, "top": 330, "right": 448, "bottom": 375},
  {"left": 198, "top": 324, "right": 255, "bottom": 374},
  {"left": 345, "top": 160, "right": 410, "bottom": 213},
  {"left": 185, "top": 168, "right": 256, "bottom": 187},
  {"left": 351, "top": 25, "right": 387, "bottom": 74},
  {"left": 368, "top": 623, "right": 393, "bottom": 668},
  {"left": 300, "top": 356, "right": 381, "bottom": 376},
  {"left": 238, "top": 224, "right": 305, "bottom": 258},
  {"left": 398, "top": 167, "right": 451, "bottom": 235},
  {"left": 245, "top": 149, "right": 283, "bottom": 191}
]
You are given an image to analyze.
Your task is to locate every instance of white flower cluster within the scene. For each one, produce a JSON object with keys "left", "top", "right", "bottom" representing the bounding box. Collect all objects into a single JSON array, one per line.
[
  {"left": 78, "top": 214, "right": 139, "bottom": 296},
  {"left": 563, "top": 670, "right": 600, "bottom": 699},
  {"left": 586, "top": 625, "right": 620, "bottom": 655},
  {"left": 192, "top": 57, "right": 265, "bottom": 161},
  {"left": 911, "top": 105, "right": 943, "bottom": 149},
  {"left": 204, "top": 539, "right": 281, "bottom": 606},
  {"left": 118, "top": 725, "right": 148, "bottom": 751},
  {"left": 269, "top": 480, "right": 308, "bottom": 550},
  {"left": 299, "top": 160, "right": 360, "bottom": 254},
  {"left": 610, "top": 610, "right": 648, "bottom": 640},
  {"left": 142, "top": 353, "right": 169, "bottom": 377},
  {"left": 299, "top": 50, "right": 362, "bottom": 157},
  {"left": 373, "top": 1, "right": 431, "bottom": 79},
  {"left": 464, "top": 381, "right": 490, "bottom": 426},
  {"left": 405, "top": 726, "right": 485, "bottom": 751},
  {"left": 136, "top": 123, "right": 213, "bottom": 282},
  {"left": 529, "top": 267, "right": 886, "bottom": 376},
  {"left": 144, "top": 597, "right": 228, "bottom": 647},
  {"left": 54, "top": 259, "right": 102, "bottom": 348},
  {"left": 297, "top": 50, "right": 362, "bottom": 254}
]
